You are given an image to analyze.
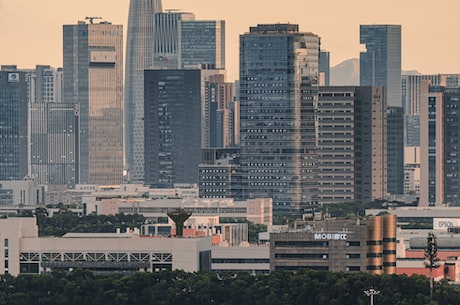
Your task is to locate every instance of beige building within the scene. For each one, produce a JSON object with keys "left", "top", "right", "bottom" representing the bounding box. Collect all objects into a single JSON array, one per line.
[
  {"left": 0, "top": 217, "right": 211, "bottom": 276},
  {"left": 63, "top": 20, "right": 124, "bottom": 185},
  {"left": 404, "top": 146, "right": 420, "bottom": 195}
]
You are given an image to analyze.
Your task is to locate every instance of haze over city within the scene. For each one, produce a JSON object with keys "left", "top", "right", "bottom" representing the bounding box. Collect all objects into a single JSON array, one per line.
[{"left": 2, "top": 0, "right": 460, "bottom": 82}]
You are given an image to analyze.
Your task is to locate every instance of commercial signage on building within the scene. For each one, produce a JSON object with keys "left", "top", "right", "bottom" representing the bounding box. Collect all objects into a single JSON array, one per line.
[
  {"left": 314, "top": 233, "right": 347, "bottom": 240},
  {"left": 8, "top": 73, "right": 19, "bottom": 82},
  {"left": 433, "top": 218, "right": 460, "bottom": 230}
]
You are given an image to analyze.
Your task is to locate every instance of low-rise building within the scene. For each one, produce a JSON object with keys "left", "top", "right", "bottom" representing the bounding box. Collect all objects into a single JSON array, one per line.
[
  {"left": 270, "top": 215, "right": 397, "bottom": 274},
  {"left": 0, "top": 217, "right": 211, "bottom": 276}
]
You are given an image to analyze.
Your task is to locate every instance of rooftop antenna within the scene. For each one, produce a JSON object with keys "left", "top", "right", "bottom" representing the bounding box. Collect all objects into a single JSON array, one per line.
[{"left": 85, "top": 16, "right": 103, "bottom": 24}]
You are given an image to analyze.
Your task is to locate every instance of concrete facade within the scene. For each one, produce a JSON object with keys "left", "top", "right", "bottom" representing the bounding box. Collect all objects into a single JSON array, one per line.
[{"left": 0, "top": 217, "right": 211, "bottom": 276}]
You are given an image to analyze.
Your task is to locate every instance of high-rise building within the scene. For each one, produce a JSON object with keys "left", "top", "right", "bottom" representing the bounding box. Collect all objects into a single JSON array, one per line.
[
  {"left": 125, "top": 0, "right": 163, "bottom": 183},
  {"left": 203, "top": 74, "right": 236, "bottom": 148},
  {"left": 386, "top": 106, "right": 404, "bottom": 195},
  {"left": 153, "top": 12, "right": 196, "bottom": 69},
  {"left": 28, "top": 65, "right": 78, "bottom": 187},
  {"left": 0, "top": 67, "right": 28, "bottom": 180},
  {"left": 360, "top": 24, "right": 403, "bottom": 196},
  {"left": 63, "top": 20, "right": 124, "bottom": 185},
  {"left": 360, "top": 24, "right": 401, "bottom": 107},
  {"left": 239, "top": 24, "right": 319, "bottom": 216},
  {"left": 144, "top": 69, "right": 202, "bottom": 187},
  {"left": 354, "top": 87, "right": 388, "bottom": 203},
  {"left": 181, "top": 20, "right": 225, "bottom": 69},
  {"left": 317, "top": 86, "right": 387, "bottom": 204},
  {"left": 153, "top": 12, "right": 225, "bottom": 70},
  {"left": 401, "top": 74, "right": 460, "bottom": 146},
  {"left": 420, "top": 82, "right": 460, "bottom": 206}
]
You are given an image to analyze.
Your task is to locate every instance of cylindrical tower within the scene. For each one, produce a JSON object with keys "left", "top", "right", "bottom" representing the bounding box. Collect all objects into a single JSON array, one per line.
[
  {"left": 366, "top": 215, "right": 384, "bottom": 275},
  {"left": 383, "top": 213, "right": 397, "bottom": 274}
]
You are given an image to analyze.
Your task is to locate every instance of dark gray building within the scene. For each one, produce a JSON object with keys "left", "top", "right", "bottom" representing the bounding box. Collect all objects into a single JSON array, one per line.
[
  {"left": 421, "top": 85, "right": 460, "bottom": 206},
  {"left": 239, "top": 24, "right": 319, "bottom": 217},
  {"left": 0, "top": 67, "right": 28, "bottom": 180},
  {"left": 319, "top": 51, "right": 330, "bottom": 86},
  {"left": 318, "top": 86, "right": 387, "bottom": 204},
  {"left": 144, "top": 69, "right": 202, "bottom": 187},
  {"left": 387, "top": 107, "right": 405, "bottom": 195}
]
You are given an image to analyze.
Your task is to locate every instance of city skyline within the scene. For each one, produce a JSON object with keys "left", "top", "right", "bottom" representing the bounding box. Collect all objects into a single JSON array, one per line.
[{"left": 2, "top": 0, "right": 460, "bottom": 82}]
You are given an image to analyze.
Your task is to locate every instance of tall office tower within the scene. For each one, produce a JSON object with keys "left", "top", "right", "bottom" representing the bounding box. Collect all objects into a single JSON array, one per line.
[
  {"left": 354, "top": 87, "right": 388, "bottom": 203},
  {"left": 181, "top": 20, "right": 225, "bottom": 69},
  {"left": 28, "top": 65, "right": 78, "bottom": 187},
  {"left": 420, "top": 82, "right": 460, "bottom": 206},
  {"left": 154, "top": 12, "right": 225, "bottom": 70},
  {"left": 0, "top": 67, "right": 28, "bottom": 180},
  {"left": 239, "top": 24, "right": 319, "bottom": 216},
  {"left": 144, "top": 69, "right": 202, "bottom": 187},
  {"left": 63, "top": 20, "right": 124, "bottom": 185},
  {"left": 318, "top": 86, "right": 387, "bottom": 204},
  {"left": 319, "top": 51, "right": 330, "bottom": 86},
  {"left": 125, "top": 0, "right": 163, "bottom": 183},
  {"left": 360, "top": 24, "right": 402, "bottom": 196},
  {"left": 204, "top": 74, "right": 236, "bottom": 148},
  {"left": 360, "top": 25, "right": 401, "bottom": 107},
  {"left": 386, "top": 106, "right": 404, "bottom": 195}
]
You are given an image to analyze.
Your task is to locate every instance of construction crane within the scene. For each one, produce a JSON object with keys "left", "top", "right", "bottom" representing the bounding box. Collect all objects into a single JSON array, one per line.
[{"left": 85, "top": 16, "right": 103, "bottom": 24}]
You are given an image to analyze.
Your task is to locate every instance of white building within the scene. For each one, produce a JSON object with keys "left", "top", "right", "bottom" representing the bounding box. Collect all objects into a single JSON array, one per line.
[{"left": 0, "top": 217, "right": 211, "bottom": 276}]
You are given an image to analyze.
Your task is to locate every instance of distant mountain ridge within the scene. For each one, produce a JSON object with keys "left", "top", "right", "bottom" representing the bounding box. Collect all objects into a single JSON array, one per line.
[{"left": 330, "top": 58, "right": 421, "bottom": 86}]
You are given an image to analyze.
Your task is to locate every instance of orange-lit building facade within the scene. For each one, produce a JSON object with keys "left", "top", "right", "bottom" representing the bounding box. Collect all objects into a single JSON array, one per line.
[{"left": 270, "top": 214, "right": 397, "bottom": 274}]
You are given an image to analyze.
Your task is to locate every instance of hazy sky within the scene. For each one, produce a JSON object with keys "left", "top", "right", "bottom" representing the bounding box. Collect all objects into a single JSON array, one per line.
[{"left": 1, "top": 0, "right": 460, "bottom": 82}]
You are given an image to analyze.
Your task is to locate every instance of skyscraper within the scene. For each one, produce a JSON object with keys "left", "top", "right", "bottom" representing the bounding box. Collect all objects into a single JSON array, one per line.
[
  {"left": 0, "top": 66, "right": 28, "bottom": 180},
  {"left": 144, "top": 69, "right": 202, "bottom": 187},
  {"left": 125, "top": 0, "right": 163, "bottom": 182},
  {"left": 360, "top": 24, "right": 403, "bottom": 195},
  {"left": 360, "top": 24, "right": 401, "bottom": 107},
  {"left": 239, "top": 24, "right": 319, "bottom": 216},
  {"left": 153, "top": 11, "right": 225, "bottom": 70},
  {"left": 317, "top": 86, "right": 387, "bottom": 204},
  {"left": 420, "top": 82, "right": 460, "bottom": 206},
  {"left": 28, "top": 65, "right": 78, "bottom": 187},
  {"left": 63, "top": 20, "right": 124, "bottom": 185}
]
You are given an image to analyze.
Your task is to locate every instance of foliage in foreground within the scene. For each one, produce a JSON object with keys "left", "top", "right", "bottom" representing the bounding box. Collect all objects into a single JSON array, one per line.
[{"left": 0, "top": 269, "right": 458, "bottom": 305}]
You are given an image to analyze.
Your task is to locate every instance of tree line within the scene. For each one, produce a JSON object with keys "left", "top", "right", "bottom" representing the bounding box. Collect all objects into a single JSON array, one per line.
[{"left": 0, "top": 269, "right": 457, "bottom": 305}]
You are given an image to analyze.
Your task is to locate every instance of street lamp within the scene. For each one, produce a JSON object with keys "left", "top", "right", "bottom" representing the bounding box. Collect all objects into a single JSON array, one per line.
[{"left": 364, "top": 288, "right": 380, "bottom": 305}]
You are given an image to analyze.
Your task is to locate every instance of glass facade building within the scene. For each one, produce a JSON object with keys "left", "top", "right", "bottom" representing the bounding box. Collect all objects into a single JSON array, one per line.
[
  {"left": 239, "top": 24, "right": 319, "bottom": 216},
  {"left": 360, "top": 24, "right": 401, "bottom": 107},
  {"left": 360, "top": 24, "right": 403, "bottom": 196},
  {"left": 144, "top": 69, "right": 202, "bottom": 188},
  {"left": 153, "top": 12, "right": 225, "bottom": 71},
  {"left": 0, "top": 69, "right": 28, "bottom": 180},
  {"left": 63, "top": 21, "right": 124, "bottom": 185},
  {"left": 181, "top": 20, "right": 225, "bottom": 69},
  {"left": 125, "top": 0, "right": 163, "bottom": 182}
]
